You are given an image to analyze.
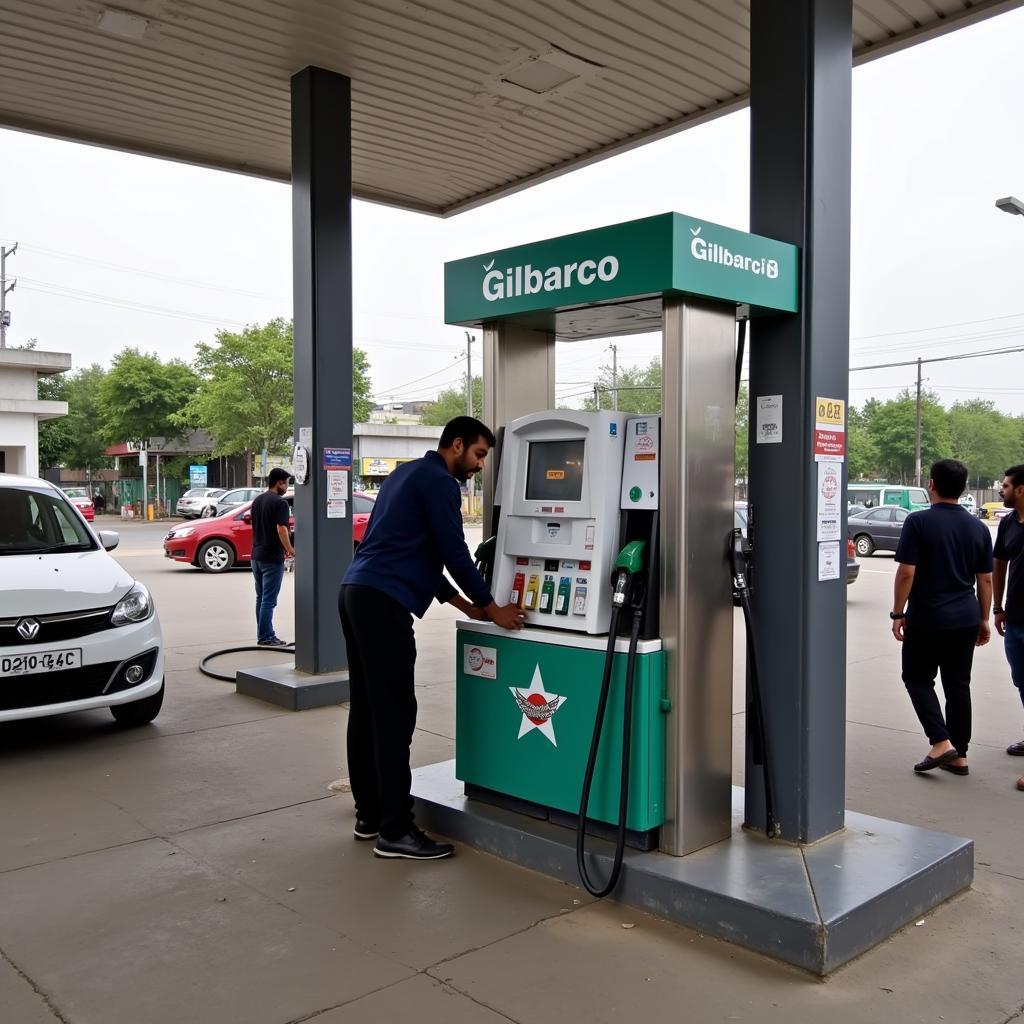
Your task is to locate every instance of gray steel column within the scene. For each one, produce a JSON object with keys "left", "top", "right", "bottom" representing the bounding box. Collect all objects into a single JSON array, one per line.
[
  {"left": 480, "top": 321, "right": 555, "bottom": 536},
  {"left": 747, "top": 0, "right": 852, "bottom": 841},
  {"left": 291, "top": 66, "right": 352, "bottom": 674},
  {"left": 660, "top": 297, "right": 736, "bottom": 855}
]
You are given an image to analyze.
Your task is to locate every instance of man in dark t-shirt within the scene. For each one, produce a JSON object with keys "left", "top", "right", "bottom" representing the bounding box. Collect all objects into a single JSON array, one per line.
[
  {"left": 992, "top": 463, "right": 1024, "bottom": 792},
  {"left": 892, "top": 459, "right": 992, "bottom": 776},
  {"left": 251, "top": 467, "right": 294, "bottom": 647}
]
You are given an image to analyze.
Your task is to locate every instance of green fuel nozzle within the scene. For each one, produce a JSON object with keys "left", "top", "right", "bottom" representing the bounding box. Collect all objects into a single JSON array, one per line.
[
  {"left": 611, "top": 539, "right": 647, "bottom": 607},
  {"left": 614, "top": 539, "right": 646, "bottom": 574}
]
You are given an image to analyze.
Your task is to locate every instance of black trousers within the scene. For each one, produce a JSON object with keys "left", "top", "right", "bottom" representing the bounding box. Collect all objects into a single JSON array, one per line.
[
  {"left": 338, "top": 584, "right": 418, "bottom": 839},
  {"left": 901, "top": 623, "right": 978, "bottom": 757}
]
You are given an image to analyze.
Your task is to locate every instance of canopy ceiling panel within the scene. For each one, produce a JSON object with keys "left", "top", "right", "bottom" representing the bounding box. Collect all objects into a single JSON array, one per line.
[{"left": 1, "top": 0, "right": 1019, "bottom": 214}]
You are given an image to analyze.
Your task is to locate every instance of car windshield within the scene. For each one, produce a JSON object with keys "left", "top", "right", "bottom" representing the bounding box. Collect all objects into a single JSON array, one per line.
[
  {"left": 183, "top": 488, "right": 212, "bottom": 498},
  {"left": 63, "top": 488, "right": 88, "bottom": 499},
  {"left": 0, "top": 488, "right": 96, "bottom": 555}
]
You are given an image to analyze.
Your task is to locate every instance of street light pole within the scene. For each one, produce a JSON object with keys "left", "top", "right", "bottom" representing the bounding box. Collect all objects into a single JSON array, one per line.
[{"left": 995, "top": 196, "right": 1024, "bottom": 216}]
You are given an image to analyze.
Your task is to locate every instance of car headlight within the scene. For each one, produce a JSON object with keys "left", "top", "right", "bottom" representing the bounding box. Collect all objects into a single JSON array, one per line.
[
  {"left": 169, "top": 527, "right": 196, "bottom": 539},
  {"left": 111, "top": 583, "right": 154, "bottom": 625}
]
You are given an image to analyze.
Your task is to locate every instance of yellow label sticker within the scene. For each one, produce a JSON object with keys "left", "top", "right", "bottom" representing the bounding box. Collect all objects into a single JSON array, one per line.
[
  {"left": 546, "top": 470, "right": 566, "bottom": 480},
  {"left": 815, "top": 397, "right": 845, "bottom": 428}
]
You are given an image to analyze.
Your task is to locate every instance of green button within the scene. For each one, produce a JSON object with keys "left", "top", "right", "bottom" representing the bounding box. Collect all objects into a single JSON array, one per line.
[{"left": 629, "top": 486, "right": 642, "bottom": 503}]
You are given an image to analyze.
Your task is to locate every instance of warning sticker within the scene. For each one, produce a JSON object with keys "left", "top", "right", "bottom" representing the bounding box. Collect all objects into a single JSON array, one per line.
[{"left": 815, "top": 397, "right": 845, "bottom": 430}]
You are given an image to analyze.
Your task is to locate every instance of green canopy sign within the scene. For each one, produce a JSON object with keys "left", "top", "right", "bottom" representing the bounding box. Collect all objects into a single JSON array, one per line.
[{"left": 444, "top": 213, "right": 799, "bottom": 325}]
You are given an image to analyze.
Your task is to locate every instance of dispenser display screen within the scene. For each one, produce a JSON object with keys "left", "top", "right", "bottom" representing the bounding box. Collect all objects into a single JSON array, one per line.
[{"left": 525, "top": 440, "right": 585, "bottom": 502}]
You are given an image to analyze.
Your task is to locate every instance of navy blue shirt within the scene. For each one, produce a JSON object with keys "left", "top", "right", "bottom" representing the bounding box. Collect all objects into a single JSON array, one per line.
[
  {"left": 894, "top": 502, "right": 993, "bottom": 630},
  {"left": 993, "top": 512, "right": 1024, "bottom": 626},
  {"left": 343, "top": 451, "right": 494, "bottom": 617}
]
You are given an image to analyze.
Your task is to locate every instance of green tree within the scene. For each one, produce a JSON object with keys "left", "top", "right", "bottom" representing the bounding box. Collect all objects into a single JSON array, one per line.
[
  {"left": 846, "top": 404, "right": 880, "bottom": 480},
  {"left": 421, "top": 374, "right": 482, "bottom": 426},
  {"left": 582, "top": 358, "right": 662, "bottom": 414},
  {"left": 100, "top": 348, "right": 199, "bottom": 446},
  {"left": 174, "top": 320, "right": 374, "bottom": 452},
  {"left": 37, "top": 365, "right": 111, "bottom": 472},
  {"left": 174, "top": 319, "right": 294, "bottom": 458},
  {"left": 352, "top": 348, "right": 374, "bottom": 423},
  {"left": 735, "top": 383, "right": 749, "bottom": 483},
  {"left": 864, "top": 389, "right": 950, "bottom": 481},
  {"left": 947, "top": 398, "right": 1018, "bottom": 487},
  {"left": 37, "top": 372, "right": 73, "bottom": 469}
]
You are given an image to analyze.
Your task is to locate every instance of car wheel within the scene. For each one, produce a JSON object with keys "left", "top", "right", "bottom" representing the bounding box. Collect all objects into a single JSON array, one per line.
[
  {"left": 110, "top": 682, "right": 164, "bottom": 726},
  {"left": 200, "top": 505, "right": 216, "bottom": 518},
  {"left": 198, "top": 539, "right": 236, "bottom": 573},
  {"left": 854, "top": 534, "right": 874, "bottom": 557}
]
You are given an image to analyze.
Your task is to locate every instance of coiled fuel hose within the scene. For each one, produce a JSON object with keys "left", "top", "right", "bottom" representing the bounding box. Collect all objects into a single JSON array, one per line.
[{"left": 576, "top": 598, "right": 645, "bottom": 898}]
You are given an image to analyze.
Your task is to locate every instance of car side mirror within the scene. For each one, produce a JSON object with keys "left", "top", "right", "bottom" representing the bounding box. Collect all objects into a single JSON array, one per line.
[
  {"left": 98, "top": 530, "right": 120, "bottom": 551},
  {"left": 243, "top": 512, "right": 252, "bottom": 524}
]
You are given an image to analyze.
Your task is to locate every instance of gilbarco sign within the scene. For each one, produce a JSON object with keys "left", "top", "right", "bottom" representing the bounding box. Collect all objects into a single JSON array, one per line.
[{"left": 444, "top": 212, "right": 798, "bottom": 326}]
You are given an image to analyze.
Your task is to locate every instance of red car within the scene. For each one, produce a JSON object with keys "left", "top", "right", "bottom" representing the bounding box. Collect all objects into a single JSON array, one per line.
[
  {"left": 62, "top": 487, "right": 95, "bottom": 521},
  {"left": 163, "top": 492, "right": 375, "bottom": 573}
]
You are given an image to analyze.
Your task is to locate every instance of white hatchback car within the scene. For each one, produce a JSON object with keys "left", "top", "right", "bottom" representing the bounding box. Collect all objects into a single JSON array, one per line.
[{"left": 0, "top": 475, "right": 164, "bottom": 726}]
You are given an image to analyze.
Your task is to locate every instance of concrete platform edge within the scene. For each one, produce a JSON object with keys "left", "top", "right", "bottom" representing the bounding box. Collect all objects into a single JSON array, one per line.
[
  {"left": 236, "top": 662, "right": 350, "bottom": 710},
  {"left": 412, "top": 760, "right": 974, "bottom": 975}
]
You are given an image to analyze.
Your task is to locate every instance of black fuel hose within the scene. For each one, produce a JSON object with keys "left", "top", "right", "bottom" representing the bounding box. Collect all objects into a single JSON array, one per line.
[
  {"left": 198, "top": 644, "right": 296, "bottom": 682},
  {"left": 576, "top": 602, "right": 644, "bottom": 898},
  {"left": 729, "top": 537, "right": 779, "bottom": 839}
]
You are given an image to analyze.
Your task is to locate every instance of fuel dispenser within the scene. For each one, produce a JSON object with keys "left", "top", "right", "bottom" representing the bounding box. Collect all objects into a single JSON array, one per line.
[
  {"left": 443, "top": 212, "right": 800, "bottom": 896},
  {"left": 456, "top": 411, "right": 666, "bottom": 891}
]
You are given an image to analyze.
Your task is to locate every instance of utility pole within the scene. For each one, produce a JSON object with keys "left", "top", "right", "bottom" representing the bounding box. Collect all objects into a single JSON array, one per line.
[
  {"left": 465, "top": 331, "right": 475, "bottom": 417},
  {"left": 609, "top": 343, "right": 619, "bottom": 411},
  {"left": 1, "top": 241, "right": 17, "bottom": 349},
  {"left": 914, "top": 356, "right": 922, "bottom": 487},
  {"left": 593, "top": 384, "right": 600, "bottom": 411}
]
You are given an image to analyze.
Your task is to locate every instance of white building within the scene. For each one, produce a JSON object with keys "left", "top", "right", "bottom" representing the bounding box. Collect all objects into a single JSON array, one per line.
[{"left": 0, "top": 348, "right": 71, "bottom": 476}]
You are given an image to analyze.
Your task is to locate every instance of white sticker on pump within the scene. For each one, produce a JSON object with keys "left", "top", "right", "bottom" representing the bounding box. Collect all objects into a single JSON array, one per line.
[
  {"left": 585, "top": 525, "right": 595, "bottom": 551},
  {"left": 464, "top": 644, "right": 497, "bottom": 679}
]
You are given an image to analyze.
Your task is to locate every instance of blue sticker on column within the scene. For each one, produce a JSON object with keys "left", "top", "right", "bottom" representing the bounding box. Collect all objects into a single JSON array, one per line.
[{"left": 609, "top": 423, "right": 618, "bottom": 436}]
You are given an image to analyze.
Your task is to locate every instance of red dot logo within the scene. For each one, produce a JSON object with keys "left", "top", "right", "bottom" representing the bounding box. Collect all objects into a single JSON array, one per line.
[{"left": 525, "top": 692, "right": 548, "bottom": 725}]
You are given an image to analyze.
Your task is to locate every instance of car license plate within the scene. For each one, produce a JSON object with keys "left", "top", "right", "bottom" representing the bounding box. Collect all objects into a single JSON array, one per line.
[{"left": 0, "top": 649, "right": 82, "bottom": 677}]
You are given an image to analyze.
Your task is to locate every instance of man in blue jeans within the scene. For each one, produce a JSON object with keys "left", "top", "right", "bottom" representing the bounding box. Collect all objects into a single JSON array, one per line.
[
  {"left": 251, "top": 467, "right": 294, "bottom": 647},
  {"left": 993, "top": 464, "right": 1024, "bottom": 792}
]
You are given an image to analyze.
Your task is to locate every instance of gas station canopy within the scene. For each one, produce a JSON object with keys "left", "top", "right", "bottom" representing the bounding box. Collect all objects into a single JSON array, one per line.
[{"left": 2, "top": 0, "right": 1019, "bottom": 215}]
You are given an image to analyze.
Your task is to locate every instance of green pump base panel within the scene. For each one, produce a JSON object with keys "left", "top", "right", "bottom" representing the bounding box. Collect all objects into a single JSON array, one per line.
[{"left": 455, "top": 620, "right": 666, "bottom": 844}]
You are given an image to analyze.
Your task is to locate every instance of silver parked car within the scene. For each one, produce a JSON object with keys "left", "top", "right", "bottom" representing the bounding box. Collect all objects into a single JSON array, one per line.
[
  {"left": 214, "top": 487, "right": 262, "bottom": 517},
  {"left": 176, "top": 488, "right": 226, "bottom": 519}
]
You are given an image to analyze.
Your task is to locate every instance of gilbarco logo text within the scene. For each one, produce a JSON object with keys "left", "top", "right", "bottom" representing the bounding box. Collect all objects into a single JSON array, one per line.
[
  {"left": 482, "top": 255, "right": 619, "bottom": 301},
  {"left": 690, "top": 226, "right": 778, "bottom": 279}
]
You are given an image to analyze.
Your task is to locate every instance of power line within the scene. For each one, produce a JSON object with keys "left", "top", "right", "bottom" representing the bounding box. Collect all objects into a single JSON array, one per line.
[
  {"left": 851, "top": 310, "right": 1024, "bottom": 343},
  {"left": 371, "top": 356, "right": 467, "bottom": 399},
  {"left": 850, "top": 343, "right": 1024, "bottom": 373}
]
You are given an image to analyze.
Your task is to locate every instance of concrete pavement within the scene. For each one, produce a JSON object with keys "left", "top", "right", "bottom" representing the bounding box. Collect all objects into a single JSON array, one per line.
[{"left": 1, "top": 519, "right": 1023, "bottom": 1023}]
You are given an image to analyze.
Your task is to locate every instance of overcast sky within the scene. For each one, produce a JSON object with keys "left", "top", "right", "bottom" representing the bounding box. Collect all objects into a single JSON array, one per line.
[{"left": 3, "top": 8, "right": 1024, "bottom": 415}]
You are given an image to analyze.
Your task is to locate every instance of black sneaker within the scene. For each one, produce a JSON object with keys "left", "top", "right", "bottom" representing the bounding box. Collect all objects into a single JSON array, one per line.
[
  {"left": 373, "top": 826, "right": 454, "bottom": 860},
  {"left": 258, "top": 637, "right": 289, "bottom": 647},
  {"left": 353, "top": 819, "right": 379, "bottom": 841}
]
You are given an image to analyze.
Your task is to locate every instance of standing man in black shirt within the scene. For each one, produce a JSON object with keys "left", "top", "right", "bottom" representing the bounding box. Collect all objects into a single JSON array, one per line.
[
  {"left": 251, "top": 467, "right": 294, "bottom": 648},
  {"left": 891, "top": 459, "right": 993, "bottom": 776},
  {"left": 992, "top": 463, "right": 1024, "bottom": 792}
]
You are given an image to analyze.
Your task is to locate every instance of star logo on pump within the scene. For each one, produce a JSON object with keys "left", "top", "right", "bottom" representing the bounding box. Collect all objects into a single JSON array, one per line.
[{"left": 510, "top": 666, "right": 567, "bottom": 746}]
